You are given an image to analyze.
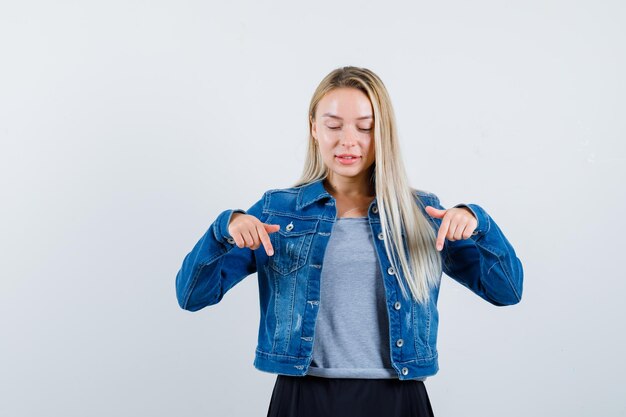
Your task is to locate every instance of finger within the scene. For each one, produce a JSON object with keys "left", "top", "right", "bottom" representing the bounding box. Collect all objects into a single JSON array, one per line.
[
  {"left": 461, "top": 224, "right": 474, "bottom": 239},
  {"left": 242, "top": 228, "right": 254, "bottom": 248},
  {"left": 449, "top": 212, "right": 467, "bottom": 240},
  {"left": 436, "top": 216, "right": 450, "bottom": 251},
  {"left": 425, "top": 206, "right": 446, "bottom": 219},
  {"left": 258, "top": 224, "right": 275, "bottom": 256},
  {"left": 250, "top": 224, "right": 262, "bottom": 250},
  {"left": 452, "top": 221, "right": 466, "bottom": 240},
  {"left": 264, "top": 223, "right": 281, "bottom": 234},
  {"left": 232, "top": 232, "right": 244, "bottom": 248},
  {"left": 454, "top": 210, "right": 477, "bottom": 240},
  {"left": 249, "top": 226, "right": 261, "bottom": 249},
  {"left": 447, "top": 221, "right": 459, "bottom": 241}
]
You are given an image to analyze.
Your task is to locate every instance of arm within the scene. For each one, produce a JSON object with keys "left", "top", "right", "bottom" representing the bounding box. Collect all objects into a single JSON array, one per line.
[
  {"left": 175, "top": 192, "right": 268, "bottom": 311},
  {"left": 428, "top": 194, "right": 524, "bottom": 306}
]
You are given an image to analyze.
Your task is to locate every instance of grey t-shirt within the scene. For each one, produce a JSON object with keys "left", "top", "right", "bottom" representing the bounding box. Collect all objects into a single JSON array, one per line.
[{"left": 306, "top": 217, "right": 425, "bottom": 380}]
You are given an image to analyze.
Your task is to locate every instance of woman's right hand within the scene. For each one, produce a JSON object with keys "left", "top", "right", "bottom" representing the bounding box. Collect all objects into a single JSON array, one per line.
[{"left": 228, "top": 213, "right": 280, "bottom": 256}]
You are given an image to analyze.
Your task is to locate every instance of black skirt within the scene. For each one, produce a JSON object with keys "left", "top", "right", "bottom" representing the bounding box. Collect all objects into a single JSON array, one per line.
[{"left": 266, "top": 374, "right": 435, "bottom": 417}]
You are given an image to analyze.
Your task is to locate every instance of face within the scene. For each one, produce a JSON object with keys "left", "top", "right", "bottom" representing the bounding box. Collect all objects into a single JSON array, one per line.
[{"left": 311, "top": 87, "right": 376, "bottom": 185}]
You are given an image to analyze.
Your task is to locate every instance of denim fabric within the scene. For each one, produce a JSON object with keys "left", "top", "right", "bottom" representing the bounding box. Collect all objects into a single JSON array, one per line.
[{"left": 175, "top": 178, "right": 523, "bottom": 380}]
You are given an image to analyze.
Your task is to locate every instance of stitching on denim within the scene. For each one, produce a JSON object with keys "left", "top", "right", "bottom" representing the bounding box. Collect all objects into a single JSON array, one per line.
[
  {"left": 276, "top": 227, "right": 317, "bottom": 237},
  {"left": 396, "top": 351, "right": 438, "bottom": 364},
  {"left": 412, "top": 302, "right": 433, "bottom": 359},
  {"left": 476, "top": 240, "right": 520, "bottom": 302},
  {"left": 272, "top": 272, "right": 279, "bottom": 352},
  {"left": 497, "top": 258, "right": 521, "bottom": 301},
  {"left": 300, "top": 268, "right": 314, "bottom": 357},
  {"left": 183, "top": 264, "right": 204, "bottom": 309},
  {"left": 412, "top": 303, "right": 419, "bottom": 358},
  {"left": 255, "top": 347, "right": 306, "bottom": 360},
  {"left": 200, "top": 247, "right": 228, "bottom": 267},
  {"left": 186, "top": 248, "right": 227, "bottom": 308},
  {"left": 268, "top": 235, "right": 313, "bottom": 276},
  {"left": 425, "top": 303, "right": 432, "bottom": 357},
  {"left": 269, "top": 188, "right": 299, "bottom": 194},
  {"left": 267, "top": 214, "right": 319, "bottom": 233},
  {"left": 284, "top": 271, "right": 297, "bottom": 352},
  {"left": 266, "top": 209, "right": 381, "bottom": 223},
  {"left": 473, "top": 239, "right": 502, "bottom": 258},
  {"left": 261, "top": 192, "right": 270, "bottom": 222},
  {"left": 266, "top": 210, "right": 318, "bottom": 220},
  {"left": 483, "top": 206, "right": 492, "bottom": 234}
]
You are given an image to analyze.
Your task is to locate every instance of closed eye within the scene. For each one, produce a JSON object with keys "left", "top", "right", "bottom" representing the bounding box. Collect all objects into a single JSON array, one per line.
[{"left": 326, "top": 126, "right": 372, "bottom": 132}]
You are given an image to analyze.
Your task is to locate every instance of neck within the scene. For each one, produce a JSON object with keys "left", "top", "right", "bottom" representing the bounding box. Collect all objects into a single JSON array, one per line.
[{"left": 323, "top": 174, "right": 375, "bottom": 199}]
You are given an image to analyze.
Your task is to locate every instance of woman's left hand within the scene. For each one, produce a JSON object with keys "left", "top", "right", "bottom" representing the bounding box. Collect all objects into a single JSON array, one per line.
[{"left": 424, "top": 206, "right": 478, "bottom": 251}]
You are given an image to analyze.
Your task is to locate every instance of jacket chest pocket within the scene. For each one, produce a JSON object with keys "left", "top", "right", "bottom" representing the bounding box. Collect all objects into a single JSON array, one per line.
[{"left": 267, "top": 215, "right": 319, "bottom": 276}]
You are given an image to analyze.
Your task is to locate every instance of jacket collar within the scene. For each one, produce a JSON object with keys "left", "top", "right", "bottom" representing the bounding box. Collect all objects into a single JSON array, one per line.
[
  {"left": 296, "top": 178, "right": 333, "bottom": 210},
  {"left": 296, "top": 177, "right": 380, "bottom": 213}
]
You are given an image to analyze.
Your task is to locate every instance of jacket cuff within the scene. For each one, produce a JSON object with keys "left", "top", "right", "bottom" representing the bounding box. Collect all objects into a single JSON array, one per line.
[
  {"left": 213, "top": 208, "right": 247, "bottom": 245},
  {"left": 452, "top": 203, "right": 491, "bottom": 236}
]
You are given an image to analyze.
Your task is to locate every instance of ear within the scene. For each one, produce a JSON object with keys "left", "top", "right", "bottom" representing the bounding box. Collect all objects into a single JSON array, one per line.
[{"left": 310, "top": 116, "right": 317, "bottom": 140}]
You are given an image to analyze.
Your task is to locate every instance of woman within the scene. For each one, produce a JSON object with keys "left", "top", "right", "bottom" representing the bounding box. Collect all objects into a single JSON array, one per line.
[{"left": 175, "top": 66, "right": 523, "bottom": 417}]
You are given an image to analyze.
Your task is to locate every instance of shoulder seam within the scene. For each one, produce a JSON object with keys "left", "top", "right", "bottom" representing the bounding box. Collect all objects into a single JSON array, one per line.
[
  {"left": 265, "top": 187, "right": 299, "bottom": 195},
  {"left": 413, "top": 188, "right": 437, "bottom": 199}
]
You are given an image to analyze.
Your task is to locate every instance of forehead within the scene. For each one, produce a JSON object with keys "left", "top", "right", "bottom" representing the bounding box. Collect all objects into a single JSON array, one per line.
[{"left": 317, "top": 87, "right": 373, "bottom": 119}]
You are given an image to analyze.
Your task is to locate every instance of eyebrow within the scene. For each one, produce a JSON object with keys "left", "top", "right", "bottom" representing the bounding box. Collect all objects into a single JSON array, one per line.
[{"left": 321, "top": 113, "right": 373, "bottom": 120}]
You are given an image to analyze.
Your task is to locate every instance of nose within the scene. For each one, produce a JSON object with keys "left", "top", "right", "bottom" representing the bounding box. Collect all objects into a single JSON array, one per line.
[{"left": 339, "top": 128, "right": 358, "bottom": 148}]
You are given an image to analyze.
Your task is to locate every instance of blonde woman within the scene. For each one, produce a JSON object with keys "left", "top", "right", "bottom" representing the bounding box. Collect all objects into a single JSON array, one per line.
[{"left": 175, "top": 66, "right": 524, "bottom": 416}]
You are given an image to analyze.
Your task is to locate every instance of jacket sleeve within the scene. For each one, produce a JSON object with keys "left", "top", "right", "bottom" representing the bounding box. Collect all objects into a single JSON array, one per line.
[
  {"left": 175, "top": 192, "right": 268, "bottom": 311},
  {"left": 426, "top": 194, "right": 524, "bottom": 306}
]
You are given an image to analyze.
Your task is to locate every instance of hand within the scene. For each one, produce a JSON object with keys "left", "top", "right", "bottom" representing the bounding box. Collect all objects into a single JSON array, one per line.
[
  {"left": 424, "top": 206, "right": 478, "bottom": 251},
  {"left": 228, "top": 213, "right": 280, "bottom": 256}
]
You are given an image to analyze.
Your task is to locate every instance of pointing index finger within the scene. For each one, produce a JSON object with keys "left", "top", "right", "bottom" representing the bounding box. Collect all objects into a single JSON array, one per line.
[
  {"left": 257, "top": 223, "right": 274, "bottom": 256},
  {"left": 436, "top": 214, "right": 450, "bottom": 251}
]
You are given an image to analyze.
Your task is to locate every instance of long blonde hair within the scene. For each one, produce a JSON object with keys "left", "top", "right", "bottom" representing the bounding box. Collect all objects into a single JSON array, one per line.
[{"left": 293, "top": 66, "right": 442, "bottom": 304}]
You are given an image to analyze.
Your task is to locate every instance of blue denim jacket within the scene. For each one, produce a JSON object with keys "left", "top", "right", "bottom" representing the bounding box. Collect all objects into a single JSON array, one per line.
[{"left": 175, "top": 178, "right": 523, "bottom": 380}]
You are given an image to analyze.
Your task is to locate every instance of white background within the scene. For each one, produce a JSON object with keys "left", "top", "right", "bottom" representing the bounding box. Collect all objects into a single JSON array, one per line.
[{"left": 1, "top": 1, "right": 624, "bottom": 416}]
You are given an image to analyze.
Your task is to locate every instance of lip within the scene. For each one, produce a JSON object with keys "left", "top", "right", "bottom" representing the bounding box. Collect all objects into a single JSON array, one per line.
[{"left": 335, "top": 155, "right": 361, "bottom": 165}]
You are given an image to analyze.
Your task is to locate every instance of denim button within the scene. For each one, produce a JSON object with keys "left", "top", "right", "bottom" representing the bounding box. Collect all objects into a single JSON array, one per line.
[
  {"left": 396, "top": 338, "right": 404, "bottom": 347},
  {"left": 472, "top": 230, "right": 478, "bottom": 236},
  {"left": 387, "top": 266, "right": 395, "bottom": 275},
  {"left": 394, "top": 301, "right": 401, "bottom": 310},
  {"left": 226, "top": 237, "right": 236, "bottom": 244},
  {"left": 377, "top": 232, "right": 384, "bottom": 240},
  {"left": 285, "top": 222, "right": 294, "bottom": 231},
  {"left": 401, "top": 367, "right": 409, "bottom": 375},
  {"left": 372, "top": 205, "right": 378, "bottom": 214}
]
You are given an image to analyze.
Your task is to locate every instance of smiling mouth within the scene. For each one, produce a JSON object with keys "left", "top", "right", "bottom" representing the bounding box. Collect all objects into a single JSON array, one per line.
[{"left": 335, "top": 155, "right": 361, "bottom": 165}]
